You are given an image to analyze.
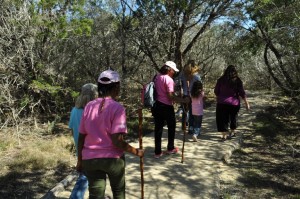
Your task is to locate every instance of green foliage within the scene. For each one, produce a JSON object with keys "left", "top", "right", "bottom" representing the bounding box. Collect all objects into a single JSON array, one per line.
[
  {"left": 20, "top": 95, "right": 30, "bottom": 108},
  {"left": 30, "top": 79, "right": 61, "bottom": 96},
  {"left": 71, "top": 90, "right": 80, "bottom": 99},
  {"left": 29, "top": 0, "right": 93, "bottom": 39},
  {"left": 0, "top": 142, "right": 9, "bottom": 152},
  {"left": 231, "top": 0, "right": 300, "bottom": 96},
  {"left": 71, "top": 18, "right": 93, "bottom": 35}
]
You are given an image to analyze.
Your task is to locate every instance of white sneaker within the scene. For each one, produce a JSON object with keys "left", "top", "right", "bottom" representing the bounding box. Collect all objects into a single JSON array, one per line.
[{"left": 192, "top": 135, "right": 198, "bottom": 142}]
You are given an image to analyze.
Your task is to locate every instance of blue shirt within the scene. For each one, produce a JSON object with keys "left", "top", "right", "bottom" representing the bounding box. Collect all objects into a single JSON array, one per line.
[
  {"left": 69, "top": 107, "right": 84, "bottom": 156},
  {"left": 181, "top": 73, "right": 202, "bottom": 96}
]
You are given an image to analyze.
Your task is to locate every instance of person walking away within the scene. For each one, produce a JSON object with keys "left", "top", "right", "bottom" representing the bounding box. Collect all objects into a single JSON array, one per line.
[
  {"left": 190, "top": 80, "right": 205, "bottom": 142},
  {"left": 214, "top": 65, "right": 250, "bottom": 141},
  {"left": 152, "top": 61, "right": 189, "bottom": 158},
  {"left": 173, "top": 74, "right": 183, "bottom": 120},
  {"left": 76, "top": 69, "right": 144, "bottom": 199},
  {"left": 180, "top": 60, "right": 202, "bottom": 134},
  {"left": 69, "top": 83, "right": 98, "bottom": 199}
]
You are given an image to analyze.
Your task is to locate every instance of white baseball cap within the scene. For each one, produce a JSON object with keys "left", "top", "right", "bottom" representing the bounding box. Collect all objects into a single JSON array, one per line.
[
  {"left": 98, "top": 70, "right": 120, "bottom": 84},
  {"left": 164, "top": 61, "right": 179, "bottom": 72}
]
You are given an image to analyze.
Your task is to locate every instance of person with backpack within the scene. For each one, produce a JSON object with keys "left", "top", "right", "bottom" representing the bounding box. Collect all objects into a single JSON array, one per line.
[
  {"left": 68, "top": 83, "right": 98, "bottom": 199},
  {"left": 152, "top": 61, "right": 189, "bottom": 158},
  {"left": 190, "top": 80, "right": 205, "bottom": 142},
  {"left": 76, "top": 69, "right": 144, "bottom": 199},
  {"left": 214, "top": 65, "right": 250, "bottom": 141}
]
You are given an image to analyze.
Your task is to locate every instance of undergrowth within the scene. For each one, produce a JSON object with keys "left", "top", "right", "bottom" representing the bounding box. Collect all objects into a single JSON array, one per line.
[{"left": 221, "top": 99, "right": 300, "bottom": 199}]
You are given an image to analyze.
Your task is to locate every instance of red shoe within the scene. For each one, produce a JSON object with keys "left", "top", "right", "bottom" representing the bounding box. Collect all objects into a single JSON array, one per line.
[
  {"left": 166, "top": 147, "right": 179, "bottom": 154},
  {"left": 154, "top": 153, "right": 163, "bottom": 159}
]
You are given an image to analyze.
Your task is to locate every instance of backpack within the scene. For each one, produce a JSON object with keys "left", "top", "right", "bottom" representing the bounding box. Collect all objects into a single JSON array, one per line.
[{"left": 141, "top": 75, "right": 157, "bottom": 108}]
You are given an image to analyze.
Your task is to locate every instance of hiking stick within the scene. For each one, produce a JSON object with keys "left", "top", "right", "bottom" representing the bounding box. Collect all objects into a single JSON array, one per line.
[
  {"left": 181, "top": 104, "right": 188, "bottom": 163},
  {"left": 138, "top": 108, "right": 144, "bottom": 199}
]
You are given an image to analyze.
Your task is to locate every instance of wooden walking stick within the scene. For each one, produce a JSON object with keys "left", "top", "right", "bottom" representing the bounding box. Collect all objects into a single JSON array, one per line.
[
  {"left": 181, "top": 103, "right": 188, "bottom": 163},
  {"left": 181, "top": 80, "right": 190, "bottom": 163},
  {"left": 138, "top": 108, "right": 144, "bottom": 199}
]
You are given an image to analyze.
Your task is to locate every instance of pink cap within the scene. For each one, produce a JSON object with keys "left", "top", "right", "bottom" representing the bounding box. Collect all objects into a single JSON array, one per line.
[{"left": 98, "top": 70, "right": 120, "bottom": 84}]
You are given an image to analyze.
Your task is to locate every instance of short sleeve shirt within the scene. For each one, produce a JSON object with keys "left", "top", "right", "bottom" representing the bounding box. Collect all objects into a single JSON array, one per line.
[
  {"left": 68, "top": 107, "right": 84, "bottom": 156},
  {"left": 214, "top": 77, "right": 246, "bottom": 106},
  {"left": 155, "top": 74, "right": 175, "bottom": 105},
  {"left": 79, "top": 97, "right": 127, "bottom": 160},
  {"left": 181, "top": 73, "right": 201, "bottom": 96},
  {"left": 191, "top": 91, "right": 204, "bottom": 116}
]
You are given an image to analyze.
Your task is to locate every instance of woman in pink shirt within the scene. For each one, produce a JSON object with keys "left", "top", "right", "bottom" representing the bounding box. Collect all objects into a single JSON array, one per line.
[
  {"left": 77, "top": 70, "right": 144, "bottom": 199},
  {"left": 152, "top": 61, "right": 189, "bottom": 158},
  {"left": 214, "top": 65, "right": 250, "bottom": 141}
]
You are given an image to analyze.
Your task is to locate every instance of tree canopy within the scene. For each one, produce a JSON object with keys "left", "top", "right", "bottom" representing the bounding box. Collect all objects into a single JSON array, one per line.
[{"left": 1, "top": 0, "right": 299, "bottom": 128}]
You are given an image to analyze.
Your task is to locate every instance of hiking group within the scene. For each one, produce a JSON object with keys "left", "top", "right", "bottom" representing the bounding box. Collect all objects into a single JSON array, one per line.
[{"left": 67, "top": 60, "right": 250, "bottom": 199}]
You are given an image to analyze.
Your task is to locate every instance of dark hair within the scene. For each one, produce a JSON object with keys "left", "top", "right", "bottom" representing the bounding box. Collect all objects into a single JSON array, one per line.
[
  {"left": 224, "top": 65, "right": 237, "bottom": 78},
  {"left": 191, "top": 80, "right": 203, "bottom": 98},
  {"left": 159, "top": 65, "right": 171, "bottom": 75},
  {"left": 223, "top": 65, "right": 239, "bottom": 88},
  {"left": 97, "top": 81, "right": 120, "bottom": 97}
]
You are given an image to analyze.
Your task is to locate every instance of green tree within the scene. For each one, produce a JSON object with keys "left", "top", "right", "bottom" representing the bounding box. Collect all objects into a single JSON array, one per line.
[
  {"left": 121, "top": 0, "right": 236, "bottom": 72},
  {"left": 231, "top": 0, "right": 300, "bottom": 100},
  {"left": 0, "top": 0, "right": 93, "bottom": 127}
]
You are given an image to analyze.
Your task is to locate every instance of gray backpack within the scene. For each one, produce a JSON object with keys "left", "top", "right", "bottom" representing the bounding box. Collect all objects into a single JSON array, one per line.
[{"left": 141, "top": 75, "right": 157, "bottom": 108}]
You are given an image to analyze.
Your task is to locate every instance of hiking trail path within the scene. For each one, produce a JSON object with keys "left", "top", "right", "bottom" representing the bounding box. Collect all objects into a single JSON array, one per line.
[{"left": 44, "top": 91, "right": 270, "bottom": 199}]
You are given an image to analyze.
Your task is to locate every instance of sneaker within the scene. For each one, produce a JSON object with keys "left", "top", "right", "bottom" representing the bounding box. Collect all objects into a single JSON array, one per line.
[
  {"left": 192, "top": 135, "right": 198, "bottom": 142},
  {"left": 154, "top": 153, "right": 163, "bottom": 159},
  {"left": 166, "top": 147, "right": 179, "bottom": 154},
  {"left": 229, "top": 130, "right": 236, "bottom": 137}
]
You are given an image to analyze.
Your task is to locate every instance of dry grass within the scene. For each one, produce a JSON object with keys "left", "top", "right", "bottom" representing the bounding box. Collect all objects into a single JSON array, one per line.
[
  {"left": 0, "top": 123, "right": 76, "bottom": 198},
  {"left": 0, "top": 113, "right": 146, "bottom": 199}
]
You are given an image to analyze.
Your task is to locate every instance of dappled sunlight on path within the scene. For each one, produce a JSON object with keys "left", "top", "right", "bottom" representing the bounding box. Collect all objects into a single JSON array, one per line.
[{"left": 51, "top": 91, "right": 269, "bottom": 199}]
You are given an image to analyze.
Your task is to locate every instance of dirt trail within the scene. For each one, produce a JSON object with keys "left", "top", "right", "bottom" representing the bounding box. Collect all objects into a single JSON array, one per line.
[{"left": 45, "top": 91, "right": 269, "bottom": 199}]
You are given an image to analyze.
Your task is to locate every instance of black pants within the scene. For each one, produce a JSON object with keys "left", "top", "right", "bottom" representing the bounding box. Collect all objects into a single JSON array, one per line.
[
  {"left": 216, "top": 103, "right": 240, "bottom": 132},
  {"left": 153, "top": 101, "right": 176, "bottom": 154}
]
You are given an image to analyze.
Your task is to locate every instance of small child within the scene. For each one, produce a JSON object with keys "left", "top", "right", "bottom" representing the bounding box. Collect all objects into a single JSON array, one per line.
[{"left": 190, "top": 80, "right": 204, "bottom": 142}]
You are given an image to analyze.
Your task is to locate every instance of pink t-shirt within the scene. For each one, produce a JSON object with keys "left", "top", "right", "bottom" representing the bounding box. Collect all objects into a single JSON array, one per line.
[
  {"left": 79, "top": 97, "right": 127, "bottom": 160},
  {"left": 191, "top": 91, "right": 204, "bottom": 116},
  {"left": 155, "top": 74, "right": 175, "bottom": 105}
]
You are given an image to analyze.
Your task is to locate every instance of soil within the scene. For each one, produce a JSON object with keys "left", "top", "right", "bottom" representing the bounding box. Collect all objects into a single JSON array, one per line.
[
  {"left": 0, "top": 91, "right": 299, "bottom": 199},
  {"left": 218, "top": 91, "right": 300, "bottom": 199}
]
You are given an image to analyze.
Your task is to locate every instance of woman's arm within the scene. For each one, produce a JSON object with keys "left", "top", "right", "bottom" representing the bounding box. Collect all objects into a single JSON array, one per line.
[
  {"left": 237, "top": 79, "right": 250, "bottom": 110},
  {"left": 111, "top": 133, "right": 144, "bottom": 157},
  {"left": 76, "top": 133, "right": 86, "bottom": 172},
  {"left": 242, "top": 97, "right": 250, "bottom": 110},
  {"left": 167, "top": 92, "right": 190, "bottom": 104}
]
